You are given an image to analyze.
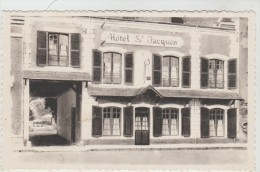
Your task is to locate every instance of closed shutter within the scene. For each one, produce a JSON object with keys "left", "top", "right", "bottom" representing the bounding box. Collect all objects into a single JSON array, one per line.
[
  {"left": 200, "top": 107, "right": 210, "bottom": 138},
  {"left": 70, "top": 33, "right": 80, "bottom": 67},
  {"left": 125, "top": 53, "right": 134, "bottom": 84},
  {"left": 123, "top": 106, "right": 133, "bottom": 137},
  {"left": 201, "top": 58, "right": 209, "bottom": 88},
  {"left": 92, "top": 106, "right": 102, "bottom": 137},
  {"left": 153, "top": 54, "right": 162, "bottom": 86},
  {"left": 37, "top": 31, "right": 47, "bottom": 66},
  {"left": 153, "top": 107, "right": 162, "bottom": 137},
  {"left": 227, "top": 108, "right": 237, "bottom": 138},
  {"left": 181, "top": 107, "right": 190, "bottom": 137},
  {"left": 228, "top": 59, "right": 237, "bottom": 89},
  {"left": 182, "top": 56, "right": 191, "bottom": 87},
  {"left": 93, "top": 49, "right": 102, "bottom": 83}
]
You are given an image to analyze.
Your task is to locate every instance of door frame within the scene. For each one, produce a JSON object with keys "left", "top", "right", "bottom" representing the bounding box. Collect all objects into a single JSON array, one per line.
[{"left": 134, "top": 107, "right": 150, "bottom": 145}]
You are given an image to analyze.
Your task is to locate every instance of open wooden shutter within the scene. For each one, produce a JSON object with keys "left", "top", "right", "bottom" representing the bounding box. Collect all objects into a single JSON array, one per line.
[
  {"left": 37, "top": 31, "right": 47, "bottom": 66},
  {"left": 123, "top": 106, "right": 133, "bottom": 137},
  {"left": 181, "top": 107, "right": 190, "bottom": 137},
  {"left": 201, "top": 58, "right": 209, "bottom": 88},
  {"left": 153, "top": 107, "right": 162, "bottom": 137},
  {"left": 200, "top": 107, "right": 210, "bottom": 138},
  {"left": 227, "top": 108, "right": 237, "bottom": 139},
  {"left": 70, "top": 33, "right": 80, "bottom": 67},
  {"left": 182, "top": 56, "right": 191, "bottom": 87},
  {"left": 228, "top": 59, "right": 237, "bottom": 89},
  {"left": 125, "top": 53, "right": 134, "bottom": 84},
  {"left": 92, "top": 106, "right": 102, "bottom": 137},
  {"left": 93, "top": 49, "right": 102, "bottom": 83},
  {"left": 153, "top": 54, "right": 162, "bottom": 86}
]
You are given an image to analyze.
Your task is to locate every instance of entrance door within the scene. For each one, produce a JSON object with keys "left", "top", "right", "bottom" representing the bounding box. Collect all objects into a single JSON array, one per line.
[{"left": 135, "top": 107, "right": 150, "bottom": 145}]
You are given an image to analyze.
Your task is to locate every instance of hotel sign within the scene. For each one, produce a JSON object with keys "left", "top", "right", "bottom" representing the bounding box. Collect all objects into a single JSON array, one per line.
[{"left": 102, "top": 31, "right": 184, "bottom": 48}]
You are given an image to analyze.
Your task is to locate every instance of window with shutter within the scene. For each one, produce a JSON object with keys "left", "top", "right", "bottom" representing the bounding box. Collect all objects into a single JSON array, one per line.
[
  {"left": 70, "top": 33, "right": 80, "bottom": 67},
  {"left": 162, "top": 56, "right": 179, "bottom": 87},
  {"left": 37, "top": 31, "right": 47, "bottom": 66},
  {"left": 92, "top": 106, "right": 102, "bottom": 137},
  {"left": 201, "top": 58, "right": 209, "bottom": 88},
  {"left": 103, "top": 52, "right": 122, "bottom": 84},
  {"left": 153, "top": 107, "right": 162, "bottom": 137},
  {"left": 92, "top": 49, "right": 102, "bottom": 83},
  {"left": 200, "top": 107, "right": 210, "bottom": 138},
  {"left": 153, "top": 54, "right": 162, "bottom": 86},
  {"left": 125, "top": 53, "right": 134, "bottom": 84},
  {"left": 227, "top": 108, "right": 237, "bottom": 138},
  {"left": 228, "top": 59, "right": 237, "bottom": 89},
  {"left": 124, "top": 106, "right": 133, "bottom": 137},
  {"left": 182, "top": 56, "right": 191, "bottom": 88},
  {"left": 181, "top": 107, "right": 190, "bottom": 137}
]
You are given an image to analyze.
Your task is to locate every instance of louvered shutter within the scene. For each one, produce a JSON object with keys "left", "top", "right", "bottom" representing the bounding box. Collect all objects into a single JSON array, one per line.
[
  {"left": 92, "top": 106, "right": 102, "bottom": 137},
  {"left": 182, "top": 56, "right": 191, "bottom": 87},
  {"left": 37, "top": 31, "right": 47, "bottom": 66},
  {"left": 200, "top": 107, "right": 210, "bottom": 138},
  {"left": 228, "top": 59, "right": 237, "bottom": 89},
  {"left": 93, "top": 49, "right": 102, "bottom": 83},
  {"left": 153, "top": 54, "right": 162, "bottom": 86},
  {"left": 125, "top": 53, "right": 134, "bottom": 84},
  {"left": 201, "top": 58, "right": 209, "bottom": 88},
  {"left": 153, "top": 107, "right": 162, "bottom": 137},
  {"left": 227, "top": 108, "right": 237, "bottom": 138},
  {"left": 70, "top": 33, "right": 80, "bottom": 67},
  {"left": 181, "top": 107, "right": 190, "bottom": 137},
  {"left": 123, "top": 106, "right": 133, "bottom": 137}
]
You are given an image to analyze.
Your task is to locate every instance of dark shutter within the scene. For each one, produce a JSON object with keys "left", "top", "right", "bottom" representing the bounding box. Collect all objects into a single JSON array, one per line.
[
  {"left": 228, "top": 59, "right": 237, "bottom": 89},
  {"left": 123, "top": 106, "right": 133, "bottom": 137},
  {"left": 92, "top": 106, "right": 102, "bottom": 137},
  {"left": 201, "top": 58, "right": 209, "bottom": 88},
  {"left": 181, "top": 107, "right": 190, "bottom": 137},
  {"left": 153, "top": 107, "right": 162, "bottom": 137},
  {"left": 93, "top": 49, "right": 102, "bottom": 83},
  {"left": 200, "top": 107, "right": 210, "bottom": 138},
  {"left": 37, "top": 31, "right": 47, "bottom": 66},
  {"left": 227, "top": 108, "right": 237, "bottom": 138},
  {"left": 182, "top": 56, "right": 191, "bottom": 87},
  {"left": 70, "top": 33, "right": 80, "bottom": 67},
  {"left": 153, "top": 54, "right": 162, "bottom": 86},
  {"left": 125, "top": 53, "right": 134, "bottom": 84}
]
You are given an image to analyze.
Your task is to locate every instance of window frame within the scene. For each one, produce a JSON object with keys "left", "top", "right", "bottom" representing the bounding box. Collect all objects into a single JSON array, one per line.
[
  {"left": 162, "top": 108, "right": 179, "bottom": 136},
  {"left": 102, "top": 107, "right": 122, "bottom": 136},
  {"left": 208, "top": 59, "right": 225, "bottom": 89},
  {"left": 162, "top": 56, "right": 179, "bottom": 87},
  {"left": 209, "top": 108, "right": 225, "bottom": 137}
]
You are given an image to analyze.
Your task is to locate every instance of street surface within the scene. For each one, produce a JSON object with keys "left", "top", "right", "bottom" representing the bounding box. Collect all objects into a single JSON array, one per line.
[{"left": 6, "top": 149, "right": 248, "bottom": 169}]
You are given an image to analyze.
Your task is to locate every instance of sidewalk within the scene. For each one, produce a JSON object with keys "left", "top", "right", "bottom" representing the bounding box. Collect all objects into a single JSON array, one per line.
[{"left": 16, "top": 143, "right": 247, "bottom": 152}]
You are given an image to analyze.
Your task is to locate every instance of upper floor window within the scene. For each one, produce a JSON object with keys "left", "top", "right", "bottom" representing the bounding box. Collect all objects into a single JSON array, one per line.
[
  {"left": 37, "top": 31, "right": 80, "bottom": 67},
  {"left": 92, "top": 50, "right": 134, "bottom": 84},
  {"left": 201, "top": 57, "right": 237, "bottom": 89},
  {"left": 162, "top": 56, "right": 179, "bottom": 87},
  {"left": 153, "top": 54, "right": 191, "bottom": 88}
]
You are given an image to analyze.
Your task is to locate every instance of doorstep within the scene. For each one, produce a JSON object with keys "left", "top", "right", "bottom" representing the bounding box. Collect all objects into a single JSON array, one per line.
[{"left": 15, "top": 143, "right": 247, "bottom": 152}]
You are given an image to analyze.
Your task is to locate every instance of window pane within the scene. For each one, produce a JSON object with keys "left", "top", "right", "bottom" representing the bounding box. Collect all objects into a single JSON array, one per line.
[
  {"left": 162, "top": 57, "right": 170, "bottom": 86},
  {"left": 103, "top": 53, "right": 112, "bottom": 84},
  {"left": 170, "top": 57, "right": 179, "bottom": 87},
  {"left": 113, "top": 53, "right": 121, "bottom": 84},
  {"left": 48, "top": 34, "right": 58, "bottom": 66},
  {"left": 59, "top": 34, "right": 69, "bottom": 66},
  {"left": 216, "top": 61, "right": 224, "bottom": 88}
]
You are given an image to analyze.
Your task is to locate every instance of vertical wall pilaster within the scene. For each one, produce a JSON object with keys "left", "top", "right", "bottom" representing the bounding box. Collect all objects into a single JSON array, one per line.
[
  {"left": 23, "top": 17, "right": 32, "bottom": 69},
  {"left": 23, "top": 79, "right": 30, "bottom": 146},
  {"left": 190, "top": 99, "right": 201, "bottom": 138},
  {"left": 190, "top": 31, "right": 201, "bottom": 89}
]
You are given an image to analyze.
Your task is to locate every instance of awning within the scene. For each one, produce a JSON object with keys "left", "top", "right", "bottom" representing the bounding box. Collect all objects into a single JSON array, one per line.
[
  {"left": 88, "top": 85, "right": 242, "bottom": 100},
  {"left": 23, "top": 70, "right": 91, "bottom": 81}
]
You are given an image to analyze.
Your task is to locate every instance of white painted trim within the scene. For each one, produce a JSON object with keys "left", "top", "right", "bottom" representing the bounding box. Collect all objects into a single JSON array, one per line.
[
  {"left": 203, "top": 54, "right": 231, "bottom": 61},
  {"left": 158, "top": 50, "right": 187, "bottom": 57},
  {"left": 98, "top": 103, "right": 126, "bottom": 108},
  {"left": 206, "top": 104, "right": 229, "bottom": 110},
  {"left": 98, "top": 46, "right": 127, "bottom": 54},
  {"left": 159, "top": 104, "right": 183, "bottom": 109}
]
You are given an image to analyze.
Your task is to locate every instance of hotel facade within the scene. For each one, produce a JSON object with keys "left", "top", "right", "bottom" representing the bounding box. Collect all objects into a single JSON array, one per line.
[{"left": 8, "top": 16, "right": 248, "bottom": 147}]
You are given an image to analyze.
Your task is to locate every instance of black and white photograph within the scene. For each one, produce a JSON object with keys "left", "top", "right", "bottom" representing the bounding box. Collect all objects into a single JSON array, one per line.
[{"left": 1, "top": 11, "right": 256, "bottom": 170}]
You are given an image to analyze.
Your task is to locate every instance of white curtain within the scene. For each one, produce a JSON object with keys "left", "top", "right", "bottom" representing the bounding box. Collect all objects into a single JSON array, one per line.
[
  {"left": 209, "top": 119, "right": 215, "bottom": 136},
  {"left": 171, "top": 118, "right": 178, "bottom": 135},
  {"left": 113, "top": 118, "right": 120, "bottom": 135},
  {"left": 163, "top": 119, "right": 169, "bottom": 135},
  {"left": 103, "top": 118, "right": 111, "bottom": 135},
  {"left": 135, "top": 117, "right": 141, "bottom": 130},
  {"left": 217, "top": 120, "right": 224, "bottom": 136},
  {"left": 142, "top": 117, "right": 148, "bottom": 130}
]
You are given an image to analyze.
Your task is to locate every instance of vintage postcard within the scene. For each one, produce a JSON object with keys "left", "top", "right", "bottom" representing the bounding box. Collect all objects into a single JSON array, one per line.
[{"left": 1, "top": 11, "right": 256, "bottom": 170}]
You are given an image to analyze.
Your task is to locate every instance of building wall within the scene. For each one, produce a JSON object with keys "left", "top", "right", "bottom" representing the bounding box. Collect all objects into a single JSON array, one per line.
[{"left": 57, "top": 89, "right": 76, "bottom": 142}]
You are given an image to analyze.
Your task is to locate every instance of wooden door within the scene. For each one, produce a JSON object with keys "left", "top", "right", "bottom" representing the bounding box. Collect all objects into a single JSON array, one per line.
[{"left": 135, "top": 107, "right": 150, "bottom": 145}]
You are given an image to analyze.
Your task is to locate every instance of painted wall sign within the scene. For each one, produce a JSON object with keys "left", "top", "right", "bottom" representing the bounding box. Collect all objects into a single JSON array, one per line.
[{"left": 102, "top": 31, "right": 184, "bottom": 48}]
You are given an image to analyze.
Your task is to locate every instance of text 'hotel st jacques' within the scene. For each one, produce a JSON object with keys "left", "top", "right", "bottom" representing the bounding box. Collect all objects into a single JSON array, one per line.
[{"left": 9, "top": 17, "right": 248, "bottom": 147}]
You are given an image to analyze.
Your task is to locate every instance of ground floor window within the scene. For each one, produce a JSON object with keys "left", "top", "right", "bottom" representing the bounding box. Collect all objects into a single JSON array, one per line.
[
  {"left": 103, "top": 107, "right": 121, "bottom": 136},
  {"left": 209, "top": 108, "right": 224, "bottom": 137},
  {"left": 162, "top": 108, "right": 179, "bottom": 136}
]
